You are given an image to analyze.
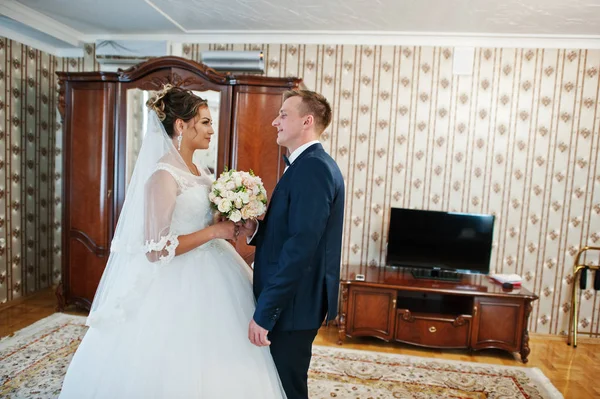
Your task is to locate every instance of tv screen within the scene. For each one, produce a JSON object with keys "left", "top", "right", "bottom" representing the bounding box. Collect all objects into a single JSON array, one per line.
[{"left": 386, "top": 208, "right": 495, "bottom": 275}]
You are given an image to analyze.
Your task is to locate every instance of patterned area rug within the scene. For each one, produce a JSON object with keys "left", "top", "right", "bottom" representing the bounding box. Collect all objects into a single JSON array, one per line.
[{"left": 0, "top": 313, "right": 563, "bottom": 399}]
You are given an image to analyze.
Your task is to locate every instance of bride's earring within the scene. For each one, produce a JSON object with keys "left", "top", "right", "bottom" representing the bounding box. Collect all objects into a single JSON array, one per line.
[{"left": 177, "top": 132, "right": 183, "bottom": 151}]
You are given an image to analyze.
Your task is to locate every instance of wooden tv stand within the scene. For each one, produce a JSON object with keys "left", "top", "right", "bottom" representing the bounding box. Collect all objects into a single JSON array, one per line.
[{"left": 338, "top": 266, "right": 539, "bottom": 363}]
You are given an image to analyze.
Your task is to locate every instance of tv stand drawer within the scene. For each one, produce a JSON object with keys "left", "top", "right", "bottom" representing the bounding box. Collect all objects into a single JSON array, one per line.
[{"left": 395, "top": 310, "right": 471, "bottom": 348}]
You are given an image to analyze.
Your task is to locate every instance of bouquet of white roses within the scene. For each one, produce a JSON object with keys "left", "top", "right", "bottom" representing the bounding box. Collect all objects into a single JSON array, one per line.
[{"left": 208, "top": 168, "right": 268, "bottom": 223}]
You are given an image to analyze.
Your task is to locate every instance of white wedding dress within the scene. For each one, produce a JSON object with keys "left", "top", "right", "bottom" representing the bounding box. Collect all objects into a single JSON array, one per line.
[{"left": 59, "top": 160, "right": 286, "bottom": 399}]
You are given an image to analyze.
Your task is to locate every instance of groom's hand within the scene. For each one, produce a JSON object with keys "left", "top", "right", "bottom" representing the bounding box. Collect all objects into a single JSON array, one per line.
[
  {"left": 238, "top": 219, "right": 257, "bottom": 237},
  {"left": 248, "top": 319, "right": 270, "bottom": 346}
]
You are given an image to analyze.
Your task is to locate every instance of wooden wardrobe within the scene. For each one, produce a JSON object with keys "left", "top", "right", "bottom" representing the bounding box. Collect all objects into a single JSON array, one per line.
[{"left": 56, "top": 57, "right": 301, "bottom": 310}]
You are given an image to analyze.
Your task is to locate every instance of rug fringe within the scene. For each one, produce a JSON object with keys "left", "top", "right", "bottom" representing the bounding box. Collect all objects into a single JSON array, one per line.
[{"left": 528, "top": 367, "right": 565, "bottom": 399}]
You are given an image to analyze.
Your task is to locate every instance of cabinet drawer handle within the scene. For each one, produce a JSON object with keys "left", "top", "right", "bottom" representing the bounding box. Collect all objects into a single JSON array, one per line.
[{"left": 429, "top": 326, "right": 437, "bottom": 333}]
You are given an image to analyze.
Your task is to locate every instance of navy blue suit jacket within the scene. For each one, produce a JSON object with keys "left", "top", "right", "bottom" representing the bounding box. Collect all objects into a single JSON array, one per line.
[{"left": 249, "top": 143, "right": 345, "bottom": 331}]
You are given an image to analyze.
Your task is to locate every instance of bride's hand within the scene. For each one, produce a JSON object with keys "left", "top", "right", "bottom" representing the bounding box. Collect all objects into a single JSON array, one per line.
[
  {"left": 210, "top": 220, "right": 238, "bottom": 240},
  {"left": 212, "top": 211, "right": 222, "bottom": 225}
]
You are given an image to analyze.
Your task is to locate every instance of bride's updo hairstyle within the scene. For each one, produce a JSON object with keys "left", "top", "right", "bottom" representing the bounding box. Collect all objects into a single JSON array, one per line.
[{"left": 146, "top": 84, "right": 208, "bottom": 138}]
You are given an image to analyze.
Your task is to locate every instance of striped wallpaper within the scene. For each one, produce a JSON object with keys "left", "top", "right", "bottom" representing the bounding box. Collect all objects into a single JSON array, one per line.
[
  {"left": 0, "top": 39, "right": 99, "bottom": 304},
  {"left": 2, "top": 38, "right": 599, "bottom": 337},
  {"left": 186, "top": 43, "right": 600, "bottom": 336}
]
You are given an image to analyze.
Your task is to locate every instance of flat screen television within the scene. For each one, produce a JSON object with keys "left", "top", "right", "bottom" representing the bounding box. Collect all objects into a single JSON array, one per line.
[{"left": 386, "top": 207, "right": 495, "bottom": 278}]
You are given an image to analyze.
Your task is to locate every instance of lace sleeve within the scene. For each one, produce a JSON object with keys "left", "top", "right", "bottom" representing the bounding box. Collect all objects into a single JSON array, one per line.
[{"left": 144, "top": 169, "right": 180, "bottom": 264}]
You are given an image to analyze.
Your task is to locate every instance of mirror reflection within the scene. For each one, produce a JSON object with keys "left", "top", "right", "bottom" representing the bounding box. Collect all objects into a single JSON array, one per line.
[{"left": 126, "top": 88, "right": 221, "bottom": 187}]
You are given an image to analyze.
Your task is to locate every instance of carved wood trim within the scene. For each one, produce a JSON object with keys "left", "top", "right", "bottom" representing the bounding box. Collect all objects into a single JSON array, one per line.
[
  {"left": 55, "top": 283, "right": 65, "bottom": 312},
  {"left": 71, "top": 229, "right": 108, "bottom": 257},
  {"left": 233, "top": 75, "right": 301, "bottom": 88},
  {"left": 117, "top": 56, "right": 229, "bottom": 84},
  {"left": 55, "top": 59, "right": 302, "bottom": 90},
  {"left": 55, "top": 71, "right": 119, "bottom": 82},
  {"left": 57, "top": 77, "right": 66, "bottom": 120},
  {"left": 338, "top": 284, "right": 349, "bottom": 344},
  {"left": 520, "top": 299, "right": 534, "bottom": 363},
  {"left": 135, "top": 74, "right": 211, "bottom": 92},
  {"left": 70, "top": 296, "right": 92, "bottom": 311}
]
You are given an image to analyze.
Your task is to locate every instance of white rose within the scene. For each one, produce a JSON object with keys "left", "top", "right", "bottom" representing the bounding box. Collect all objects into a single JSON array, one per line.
[
  {"left": 240, "top": 191, "right": 250, "bottom": 204},
  {"left": 257, "top": 192, "right": 266, "bottom": 202},
  {"left": 250, "top": 200, "right": 264, "bottom": 217},
  {"left": 208, "top": 192, "right": 216, "bottom": 202},
  {"left": 229, "top": 210, "right": 242, "bottom": 223},
  {"left": 218, "top": 199, "right": 232, "bottom": 213},
  {"left": 226, "top": 190, "right": 237, "bottom": 200},
  {"left": 234, "top": 197, "right": 243, "bottom": 209},
  {"left": 258, "top": 201, "right": 266, "bottom": 215},
  {"left": 252, "top": 185, "right": 260, "bottom": 195},
  {"left": 242, "top": 176, "right": 253, "bottom": 187},
  {"left": 240, "top": 205, "right": 253, "bottom": 219},
  {"left": 243, "top": 203, "right": 257, "bottom": 218},
  {"left": 214, "top": 183, "right": 225, "bottom": 193},
  {"left": 234, "top": 175, "right": 243, "bottom": 186},
  {"left": 226, "top": 181, "right": 236, "bottom": 190}
]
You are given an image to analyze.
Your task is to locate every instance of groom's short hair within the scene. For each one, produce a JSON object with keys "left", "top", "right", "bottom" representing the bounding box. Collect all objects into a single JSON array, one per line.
[{"left": 283, "top": 90, "right": 332, "bottom": 133}]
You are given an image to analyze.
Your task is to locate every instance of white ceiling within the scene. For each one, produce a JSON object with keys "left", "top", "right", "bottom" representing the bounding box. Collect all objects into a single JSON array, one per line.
[
  {"left": 16, "top": 0, "right": 172, "bottom": 34},
  {"left": 13, "top": 0, "right": 600, "bottom": 35},
  {"left": 1, "top": 0, "right": 600, "bottom": 56}
]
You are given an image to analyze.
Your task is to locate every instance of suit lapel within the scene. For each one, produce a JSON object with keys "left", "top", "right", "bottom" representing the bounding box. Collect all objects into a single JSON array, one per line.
[
  {"left": 290, "top": 143, "right": 323, "bottom": 166},
  {"left": 272, "top": 143, "right": 322, "bottom": 195},
  {"left": 264, "top": 143, "right": 323, "bottom": 219}
]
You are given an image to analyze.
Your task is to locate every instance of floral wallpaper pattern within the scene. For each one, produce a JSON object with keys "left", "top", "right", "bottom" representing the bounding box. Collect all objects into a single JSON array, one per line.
[
  {"left": 3, "top": 37, "right": 600, "bottom": 337},
  {"left": 186, "top": 43, "right": 600, "bottom": 336}
]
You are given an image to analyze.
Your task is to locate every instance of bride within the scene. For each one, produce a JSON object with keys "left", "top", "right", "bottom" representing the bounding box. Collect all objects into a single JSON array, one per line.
[{"left": 59, "top": 85, "right": 286, "bottom": 398}]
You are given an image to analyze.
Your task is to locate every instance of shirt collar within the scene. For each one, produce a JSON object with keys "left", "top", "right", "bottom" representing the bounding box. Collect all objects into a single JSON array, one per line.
[{"left": 288, "top": 140, "right": 320, "bottom": 165}]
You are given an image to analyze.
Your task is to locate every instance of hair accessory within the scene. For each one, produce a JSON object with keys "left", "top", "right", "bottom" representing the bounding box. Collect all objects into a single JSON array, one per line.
[{"left": 145, "top": 84, "right": 173, "bottom": 121}]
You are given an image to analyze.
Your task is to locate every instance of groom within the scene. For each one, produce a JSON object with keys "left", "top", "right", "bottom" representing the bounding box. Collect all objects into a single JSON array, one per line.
[{"left": 241, "top": 90, "right": 345, "bottom": 399}]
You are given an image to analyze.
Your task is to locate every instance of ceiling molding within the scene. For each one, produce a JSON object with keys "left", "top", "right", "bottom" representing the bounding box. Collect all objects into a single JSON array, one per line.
[
  {"left": 0, "top": 0, "right": 85, "bottom": 46},
  {"left": 0, "top": 25, "right": 84, "bottom": 57},
  {"left": 54, "top": 47, "right": 86, "bottom": 58},
  {"left": 92, "top": 31, "right": 600, "bottom": 50}
]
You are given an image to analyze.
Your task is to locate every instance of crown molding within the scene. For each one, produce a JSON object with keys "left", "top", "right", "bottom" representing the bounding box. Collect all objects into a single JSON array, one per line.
[
  {"left": 0, "top": 0, "right": 85, "bottom": 46},
  {"left": 0, "top": 25, "right": 84, "bottom": 57},
  {"left": 92, "top": 31, "right": 600, "bottom": 49},
  {"left": 54, "top": 47, "right": 86, "bottom": 58}
]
